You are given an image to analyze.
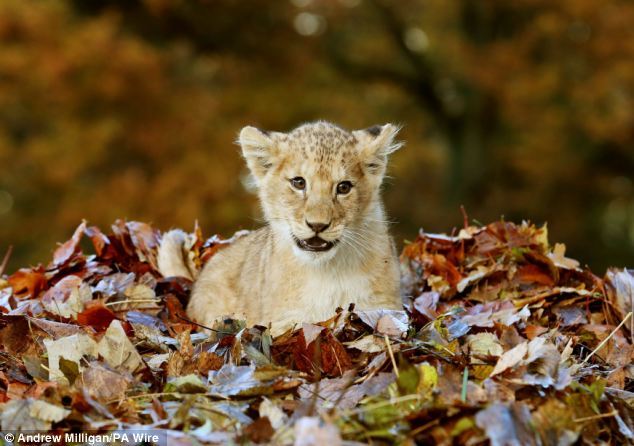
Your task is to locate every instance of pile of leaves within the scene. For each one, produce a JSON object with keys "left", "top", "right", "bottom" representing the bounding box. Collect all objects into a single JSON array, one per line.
[{"left": 0, "top": 219, "right": 633, "bottom": 445}]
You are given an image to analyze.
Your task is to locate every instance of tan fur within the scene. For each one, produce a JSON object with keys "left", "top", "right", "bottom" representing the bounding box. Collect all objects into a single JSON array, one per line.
[{"left": 159, "top": 121, "right": 403, "bottom": 335}]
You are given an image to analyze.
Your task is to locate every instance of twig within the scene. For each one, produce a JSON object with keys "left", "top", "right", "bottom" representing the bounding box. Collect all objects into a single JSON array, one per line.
[
  {"left": 581, "top": 312, "right": 632, "bottom": 366},
  {"left": 0, "top": 245, "right": 12, "bottom": 276},
  {"left": 409, "top": 418, "right": 440, "bottom": 437},
  {"left": 175, "top": 314, "right": 233, "bottom": 334},
  {"left": 460, "top": 206, "right": 469, "bottom": 230},
  {"left": 627, "top": 272, "right": 633, "bottom": 341},
  {"left": 108, "top": 392, "right": 184, "bottom": 404},
  {"left": 104, "top": 299, "right": 160, "bottom": 307},
  {"left": 574, "top": 410, "right": 618, "bottom": 423},
  {"left": 384, "top": 334, "right": 399, "bottom": 377}
]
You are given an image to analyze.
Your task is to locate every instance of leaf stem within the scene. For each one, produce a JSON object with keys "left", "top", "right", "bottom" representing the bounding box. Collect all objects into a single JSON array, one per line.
[{"left": 581, "top": 312, "right": 632, "bottom": 366}]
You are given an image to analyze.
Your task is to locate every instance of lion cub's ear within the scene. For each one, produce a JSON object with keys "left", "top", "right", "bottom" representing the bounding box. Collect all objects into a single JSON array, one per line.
[
  {"left": 352, "top": 124, "right": 403, "bottom": 176},
  {"left": 238, "top": 126, "right": 277, "bottom": 184}
]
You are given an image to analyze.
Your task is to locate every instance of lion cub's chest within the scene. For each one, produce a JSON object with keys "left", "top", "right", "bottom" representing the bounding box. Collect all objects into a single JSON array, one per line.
[{"left": 296, "top": 269, "right": 372, "bottom": 320}]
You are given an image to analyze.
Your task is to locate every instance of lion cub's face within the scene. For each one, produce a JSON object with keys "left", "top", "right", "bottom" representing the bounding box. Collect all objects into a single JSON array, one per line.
[{"left": 239, "top": 121, "right": 401, "bottom": 263}]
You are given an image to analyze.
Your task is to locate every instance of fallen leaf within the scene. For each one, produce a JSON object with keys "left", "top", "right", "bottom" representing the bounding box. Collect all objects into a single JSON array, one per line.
[
  {"left": 299, "top": 371, "right": 394, "bottom": 410},
  {"left": 302, "top": 323, "right": 325, "bottom": 345},
  {"left": 29, "top": 400, "right": 71, "bottom": 423},
  {"left": 165, "top": 374, "right": 208, "bottom": 393},
  {"left": 242, "top": 416, "right": 274, "bottom": 444},
  {"left": 344, "top": 334, "right": 385, "bottom": 353},
  {"left": 41, "top": 276, "right": 92, "bottom": 319},
  {"left": 490, "top": 341, "right": 528, "bottom": 377},
  {"left": 294, "top": 416, "right": 342, "bottom": 446},
  {"left": 413, "top": 291, "right": 439, "bottom": 320},
  {"left": 605, "top": 268, "right": 634, "bottom": 321},
  {"left": 467, "top": 333, "right": 504, "bottom": 364},
  {"left": 208, "top": 364, "right": 259, "bottom": 397},
  {"left": 259, "top": 397, "right": 288, "bottom": 430},
  {"left": 475, "top": 402, "right": 535, "bottom": 446},
  {"left": 548, "top": 243, "right": 580, "bottom": 270},
  {"left": 76, "top": 301, "right": 117, "bottom": 331},
  {"left": 52, "top": 221, "right": 87, "bottom": 267},
  {"left": 81, "top": 361, "right": 133, "bottom": 402},
  {"left": 0, "top": 398, "right": 52, "bottom": 430},
  {"left": 553, "top": 305, "right": 588, "bottom": 327},
  {"left": 44, "top": 333, "right": 99, "bottom": 384},
  {"left": 8, "top": 267, "right": 47, "bottom": 299},
  {"left": 357, "top": 309, "right": 408, "bottom": 337},
  {"left": 97, "top": 320, "right": 143, "bottom": 373}
]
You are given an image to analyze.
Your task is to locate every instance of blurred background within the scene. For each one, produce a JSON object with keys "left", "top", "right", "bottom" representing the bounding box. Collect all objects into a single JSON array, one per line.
[{"left": 1, "top": 0, "right": 633, "bottom": 273}]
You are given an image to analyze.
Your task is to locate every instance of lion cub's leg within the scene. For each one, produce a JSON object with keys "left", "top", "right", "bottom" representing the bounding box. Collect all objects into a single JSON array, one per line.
[{"left": 186, "top": 248, "right": 246, "bottom": 329}]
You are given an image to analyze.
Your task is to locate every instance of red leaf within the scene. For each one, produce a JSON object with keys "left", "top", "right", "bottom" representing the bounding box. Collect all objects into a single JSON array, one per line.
[
  {"left": 292, "top": 329, "right": 352, "bottom": 378},
  {"left": 7, "top": 266, "right": 47, "bottom": 299},
  {"left": 319, "top": 331, "right": 352, "bottom": 377},
  {"left": 76, "top": 301, "right": 117, "bottom": 331}
]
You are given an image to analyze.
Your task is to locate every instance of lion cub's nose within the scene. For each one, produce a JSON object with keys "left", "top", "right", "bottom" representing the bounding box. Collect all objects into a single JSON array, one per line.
[{"left": 306, "top": 221, "right": 330, "bottom": 234}]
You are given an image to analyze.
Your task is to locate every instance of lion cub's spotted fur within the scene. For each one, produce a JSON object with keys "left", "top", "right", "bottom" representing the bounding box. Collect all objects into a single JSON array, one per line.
[{"left": 158, "top": 121, "right": 403, "bottom": 334}]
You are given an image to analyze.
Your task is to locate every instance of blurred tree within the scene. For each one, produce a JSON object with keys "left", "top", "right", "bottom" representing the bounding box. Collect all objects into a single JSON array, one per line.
[
  {"left": 0, "top": 0, "right": 632, "bottom": 273},
  {"left": 317, "top": 0, "right": 634, "bottom": 267},
  {"left": 0, "top": 0, "right": 407, "bottom": 270}
]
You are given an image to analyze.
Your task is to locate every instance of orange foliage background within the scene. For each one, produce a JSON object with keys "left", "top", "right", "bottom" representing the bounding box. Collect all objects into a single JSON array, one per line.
[{"left": 0, "top": 0, "right": 633, "bottom": 272}]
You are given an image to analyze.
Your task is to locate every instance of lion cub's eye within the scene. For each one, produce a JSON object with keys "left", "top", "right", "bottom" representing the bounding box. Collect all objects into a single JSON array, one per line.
[
  {"left": 336, "top": 181, "right": 353, "bottom": 195},
  {"left": 290, "top": 177, "right": 306, "bottom": 190}
]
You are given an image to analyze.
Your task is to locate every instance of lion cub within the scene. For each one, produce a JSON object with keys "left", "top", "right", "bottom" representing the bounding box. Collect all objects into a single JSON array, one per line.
[{"left": 158, "top": 121, "right": 403, "bottom": 334}]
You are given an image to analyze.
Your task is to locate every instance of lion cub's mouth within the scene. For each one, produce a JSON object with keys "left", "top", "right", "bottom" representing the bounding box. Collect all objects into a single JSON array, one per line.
[{"left": 296, "top": 236, "right": 337, "bottom": 252}]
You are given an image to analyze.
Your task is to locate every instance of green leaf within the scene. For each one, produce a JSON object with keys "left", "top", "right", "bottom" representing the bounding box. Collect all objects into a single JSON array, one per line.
[
  {"left": 451, "top": 416, "right": 475, "bottom": 437},
  {"left": 59, "top": 356, "right": 80, "bottom": 385},
  {"left": 416, "top": 362, "right": 437, "bottom": 397},
  {"left": 396, "top": 356, "right": 419, "bottom": 396},
  {"left": 164, "top": 374, "right": 208, "bottom": 394}
]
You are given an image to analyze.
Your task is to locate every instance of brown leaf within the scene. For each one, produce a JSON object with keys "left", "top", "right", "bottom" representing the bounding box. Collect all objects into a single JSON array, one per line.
[
  {"left": 0, "top": 317, "right": 31, "bottom": 355},
  {"left": 516, "top": 264, "right": 555, "bottom": 287},
  {"left": 8, "top": 267, "right": 47, "bottom": 299},
  {"left": 532, "top": 398, "right": 582, "bottom": 445},
  {"left": 293, "top": 329, "right": 352, "bottom": 378},
  {"left": 299, "top": 371, "right": 394, "bottom": 410},
  {"left": 84, "top": 225, "right": 111, "bottom": 258},
  {"left": 553, "top": 305, "right": 588, "bottom": 327},
  {"left": 126, "top": 221, "right": 160, "bottom": 269},
  {"left": 605, "top": 268, "right": 634, "bottom": 321},
  {"left": 525, "top": 324, "right": 548, "bottom": 340},
  {"left": 41, "top": 275, "right": 90, "bottom": 318},
  {"left": 166, "top": 351, "right": 185, "bottom": 377},
  {"left": 28, "top": 317, "right": 87, "bottom": 339},
  {"left": 242, "top": 416, "right": 274, "bottom": 444},
  {"left": 52, "top": 221, "right": 87, "bottom": 267},
  {"left": 80, "top": 361, "right": 133, "bottom": 402},
  {"left": 196, "top": 351, "right": 224, "bottom": 374}
]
